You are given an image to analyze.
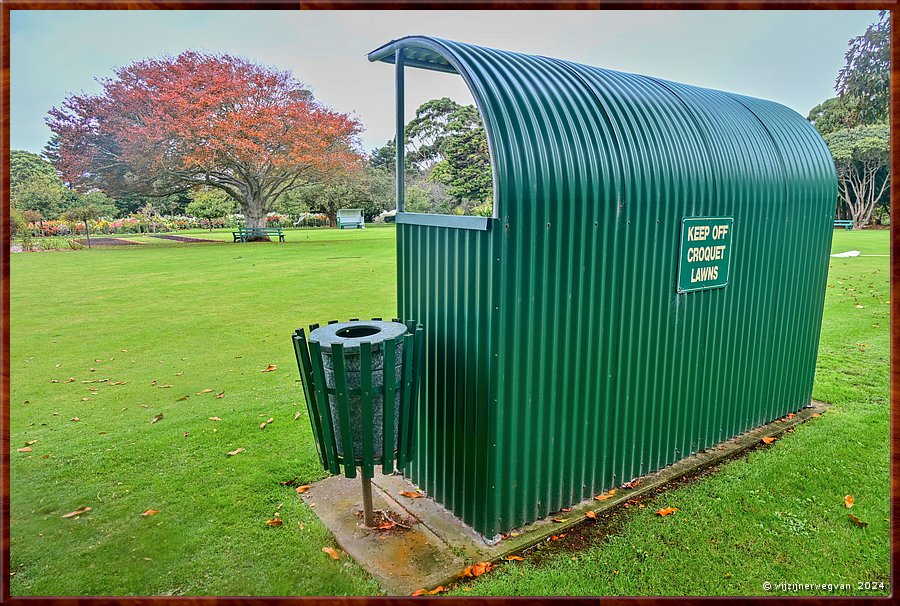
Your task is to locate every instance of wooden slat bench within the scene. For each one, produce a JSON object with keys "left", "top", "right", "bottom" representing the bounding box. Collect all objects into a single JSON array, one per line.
[
  {"left": 232, "top": 227, "right": 285, "bottom": 242},
  {"left": 833, "top": 220, "right": 854, "bottom": 230}
]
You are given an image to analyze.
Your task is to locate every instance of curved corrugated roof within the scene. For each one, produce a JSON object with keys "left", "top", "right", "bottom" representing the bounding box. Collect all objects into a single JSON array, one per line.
[
  {"left": 368, "top": 36, "right": 836, "bottom": 219},
  {"left": 371, "top": 37, "right": 838, "bottom": 536}
]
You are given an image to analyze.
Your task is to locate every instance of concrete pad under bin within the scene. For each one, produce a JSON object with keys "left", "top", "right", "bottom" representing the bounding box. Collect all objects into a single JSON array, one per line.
[{"left": 301, "top": 400, "right": 829, "bottom": 595}]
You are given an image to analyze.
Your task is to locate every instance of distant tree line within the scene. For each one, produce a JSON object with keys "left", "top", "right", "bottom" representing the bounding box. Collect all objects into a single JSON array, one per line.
[{"left": 807, "top": 11, "right": 889, "bottom": 228}]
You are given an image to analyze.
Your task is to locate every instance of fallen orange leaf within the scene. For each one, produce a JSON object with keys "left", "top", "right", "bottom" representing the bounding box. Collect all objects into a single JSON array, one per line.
[
  {"left": 410, "top": 589, "right": 427, "bottom": 596},
  {"left": 322, "top": 547, "right": 340, "bottom": 560},
  {"left": 585, "top": 511, "right": 597, "bottom": 519},
  {"left": 428, "top": 586, "right": 444, "bottom": 595},
  {"left": 70, "top": 417, "right": 80, "bottom": 422},
  {"left": 24, "top": 440, "right": 37, "bottom": 446},
  {"left": 761, "top": 436, "right": 776, "bottom": 445},
  {"left": 209, "top": 417, "right": 222, "bottom": 421},
  {"left": 215, "top": 392, "right": 225, "bottom": 398},
  {"left": 400, "top": 491, "right": 424, "bottom": 498},
  {"left": 294, "top": 411, "right": 302, "bottom": 421},
  {"left": 848, "top": 514, "right": 868, "bottom": 528},
  {"left": 196, "top": 389, "right": 214, "bottom": 395},
  {"left": 151, "top": 414, "right": 163, "bottom": 424},
  {"left": 266, "top": 518, "right": 283, "bottom": 527},
  {"left": 296, "top": 485, "right": 311, "bottom": 494},
  {"left": 594, "top": 489, "right": 616, "bottom": 501},
  {"left": 262, "top": 364, "right": 278, "bottom": 372},
  {"left": 61, "top": 506, "right": 91, "bottom": 518},
  {"left": 227, "top": 448, "right": 245, "bottom": 456},
  {"left": 811, "top": 413, "right": 822, "bottom": 418},
  {"left": 552, "top": 517, "right": 569, "bottom": 523},
  {"left": 141, "top": 509, "right": 160, "bottom": 517},
  {"left": 655, "top": 507, "right": 679, "bottom": 517},
  {"left": 505, "top": 555, "right": 524, "bottom": 561},
  {"left": 844, "top": 495, "right": 854, "bottom": 509},
  {"left": 787, "top": 413, "right": 796, "bottom": 420},
  {"left": 462, "top": 561, "right": 493, "bottom": 577},
  {"left": 17, "top": 447, "right": 32, "bottom": 453}
]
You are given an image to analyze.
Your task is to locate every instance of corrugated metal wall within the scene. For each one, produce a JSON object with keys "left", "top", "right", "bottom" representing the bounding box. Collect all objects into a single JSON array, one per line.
[{"left": 385, "top": 37, "right": 837, "bottom": 538}]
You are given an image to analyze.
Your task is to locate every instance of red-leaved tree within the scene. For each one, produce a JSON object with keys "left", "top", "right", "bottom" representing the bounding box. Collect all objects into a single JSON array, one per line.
[{"left": 47, "top": 51, "right": 362, "bottom": 231}]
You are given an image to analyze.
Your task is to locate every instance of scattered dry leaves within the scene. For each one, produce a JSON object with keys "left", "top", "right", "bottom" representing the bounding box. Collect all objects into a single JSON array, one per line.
[
  {"left": 266, "top": 517, "right": 284, "bottom": 527},
  {"left": 811, "top": 413, "right": 822, "bottom": 418},
  {"left": 655, "top": 507, "right": 679, "bottom": 517},
  {"left": 400, "top": 491, "right": 424, "bottom": 499},
  {"left": 61, "top": 506, "right": 91, "bottom": 518},
  {"left": 844, "top": 495, "right": 854, "bottom": 509},
  {"left": 621, "top": 479, "right": 641, "bottom": 489},
  {"left": 552, "top": 517, "right": 569, "bottom": 523},
  {"left": 322, "top": 547, "right": 340, "bottom": 560},
  {"left": 786, "top": 413, "right": 795, "bottom": 420},
  {"left": 585, "top": 511, "right": 597, "bottom": 519},
  {"left": 262, "top": 364, "right": 278, "bottom": 372},
  {"left": 259, "top": 417, "right": 274, "bottom": 430},
  {"left": 761, "top": 436, "right": 777, "bottom": 445},
  {"left": 505, "top": 555, "right": 524, "bottom": 561}
]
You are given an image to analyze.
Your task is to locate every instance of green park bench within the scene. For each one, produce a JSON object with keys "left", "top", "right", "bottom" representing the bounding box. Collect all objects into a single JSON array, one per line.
[
  {"left": 834, "top": 220, "right": 854, "bottom": 230},
  {"left": 232, "top": 227, "right": 285, "bottom": 242}
]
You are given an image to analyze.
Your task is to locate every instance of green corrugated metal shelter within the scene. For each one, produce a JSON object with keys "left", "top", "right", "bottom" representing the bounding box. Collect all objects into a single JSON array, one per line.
[{"left": 368, "top": 36, "right": 837, "bottom": 539}]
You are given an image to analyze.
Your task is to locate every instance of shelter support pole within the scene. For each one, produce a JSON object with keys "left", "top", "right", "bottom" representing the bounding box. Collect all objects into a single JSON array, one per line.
[
  {"left": 360, "top": 474, "right": 375, "bottom": 527},
  {"left": 395, "top": 49, "right": 405, "bottom": 212}
]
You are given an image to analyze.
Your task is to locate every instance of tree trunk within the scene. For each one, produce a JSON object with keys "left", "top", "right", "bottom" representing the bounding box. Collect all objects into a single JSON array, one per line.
[
  {"left": 327, "top": 212, "right": 337, "bottom": 228},
  {"left": 85, "top": 221, "right": 92, "bottom": 248},
  {"left": 242, "top": 192, "right": 270, "bottom": 241}
]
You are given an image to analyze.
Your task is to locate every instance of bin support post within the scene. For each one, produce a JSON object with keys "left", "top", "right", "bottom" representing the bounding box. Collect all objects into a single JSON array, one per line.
[{"left": 360, "top": 474, "right": 375, "bottom": 527}]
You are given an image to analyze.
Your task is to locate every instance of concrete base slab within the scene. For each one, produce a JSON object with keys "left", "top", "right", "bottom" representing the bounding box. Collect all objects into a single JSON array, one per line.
[{"left": 303, "top": 400, "right": 829, "bottom": 595}]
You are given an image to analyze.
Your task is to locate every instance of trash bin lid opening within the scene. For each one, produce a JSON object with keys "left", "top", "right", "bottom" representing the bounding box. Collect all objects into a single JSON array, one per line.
[{"left": 335, "top": 325, "right": 381, "bottom": 339}]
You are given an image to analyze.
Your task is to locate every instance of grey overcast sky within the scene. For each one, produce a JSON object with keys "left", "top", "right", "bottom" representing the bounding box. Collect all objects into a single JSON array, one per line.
[{"left": 10, "top": 10, "right": 878, "bottom": 155}]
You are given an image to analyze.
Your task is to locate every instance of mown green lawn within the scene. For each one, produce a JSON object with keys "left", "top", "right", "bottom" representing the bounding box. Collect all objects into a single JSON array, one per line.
[{"left": 9, "top": 227, "right": 889, "bottom": 596}]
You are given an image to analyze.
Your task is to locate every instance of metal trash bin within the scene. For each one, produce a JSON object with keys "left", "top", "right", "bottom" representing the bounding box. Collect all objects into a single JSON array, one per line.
[{"left": 292, "top": 318, "right": 423, "bottom": 480}]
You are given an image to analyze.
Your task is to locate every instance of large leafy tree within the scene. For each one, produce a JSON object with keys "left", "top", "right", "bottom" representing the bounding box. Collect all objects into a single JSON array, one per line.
[
  {"left": 47, "top": 51, "right": 363, "bottom": 231},
  {"left": 807, "top": 97, "right": 857, "bottom": 136},
  {"left": 430, "top": 105, "right": 492, "bottom": 210},
  {"left": 823, "top": 124, "right": 889, "bottom": 228},
  {"left": 10, "top": 150, "right": 74, "bottom": 219},
  {"left": 404, "top": 97, "right": 463, "bottom": 171},
  {"left": 836, "top": 11, "right": 889, "bottom": 125}
]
